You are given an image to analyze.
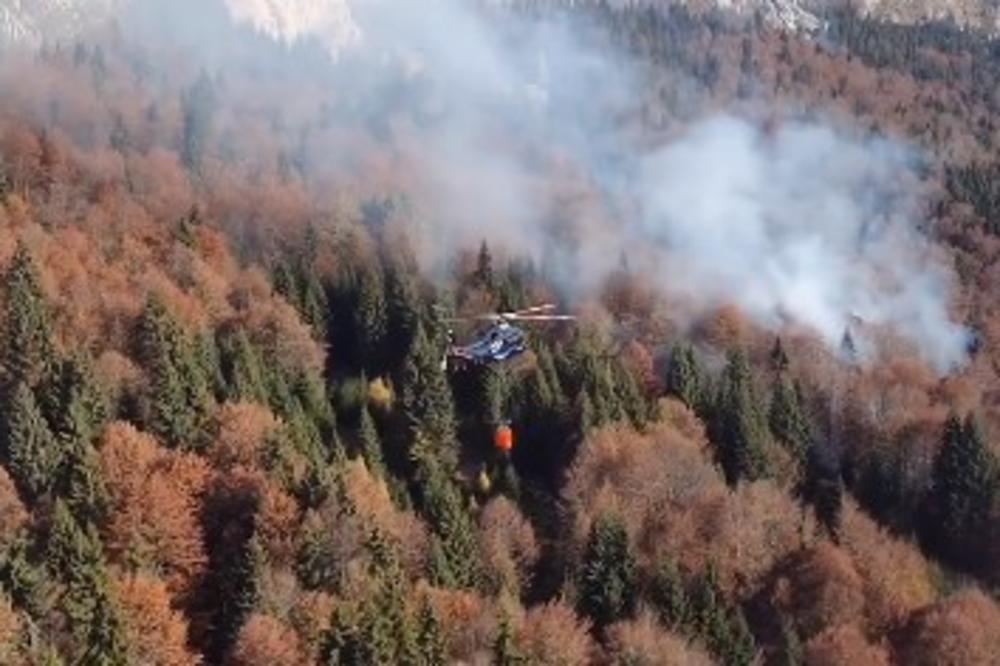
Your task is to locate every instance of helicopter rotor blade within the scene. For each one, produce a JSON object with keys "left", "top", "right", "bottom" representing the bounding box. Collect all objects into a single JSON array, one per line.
[
  {"left": 500, "top": 304, "right": 557, "bottom": 318},
  {"left": 505, "top": 315, "right": 577, "bottom": 322}
]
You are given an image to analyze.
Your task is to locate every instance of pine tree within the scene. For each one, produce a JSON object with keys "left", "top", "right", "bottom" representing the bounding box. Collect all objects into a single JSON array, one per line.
[
  {"left": 137, "top": 298, "right": 213, "bottom": 449},
  {"left": 727, "top": 609, "right": 757, "bottom": 666},
  {"left": 321, "top": 604, "right": 361, "bottom": 665},
  {"left": 401, "top": 326, "right": 457, "bottom": 453},
  {"left": 220, "top": 329, "right": 270, "bottom": 405},
  {"left": 577, "top": 514, "right": 637, "bottom": 627},
  {"left": 415, "top": 451, "right": 480, "bottom": 589},
  {"left": 711, "top": 350, "right": 770, "bottom": 485},
  {"left": 692, "top": 565, "right": 731, "bottom": 660},
  {"left": 665, "top": 342, "right": 704, "bottom": 411},
  {"left": 354, "top": 266, "right": 388, "bottom": 374},
  {"left": 475, "top": 240, "right": 495, "bottom": 292},
  {"left": 769, "top": 377, "right": 811, "bottom": 463},
  {"left": 927, "top": 414, "right": 996, "bottom": 568},
  {"left": 2, "top": 242, "right": 54, "bottom": 391},
  {"left": 492, "top": 612, "right": 526, "bottom": 666},
  {"left": 181, "top": 70, "right": 215, "bottom": 171},
  {"left": 6, "top": 382, "right": 61, "bottom": 500},
  {"left": 802, "top": 441, "right": 844, "bottom": 538},
  {"left": 46, "top": 502, "right": 129, "bottom": 664},
  {"left": 769, "top": 337, "right": 790, "bottom": 374},
  {"left": 650, "top": 557, "right": 690, "bottom": 628},
  {"left": 385, "top": 260, "right": 421, "bottom": 371},
  {"left": 358, "top": 403, "right": 385, "bottom": 478},
  {"left": 213, "top": 531, "right": 266, "bottom": 660},
  {"left": 415, "top": 598, "right": 447, "bottom": 665}
]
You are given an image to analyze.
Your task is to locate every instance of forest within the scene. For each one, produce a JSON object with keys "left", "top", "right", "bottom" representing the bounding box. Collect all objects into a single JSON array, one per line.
[{"left": 1, "top": 1, "right": 1000, "bottom": 664}]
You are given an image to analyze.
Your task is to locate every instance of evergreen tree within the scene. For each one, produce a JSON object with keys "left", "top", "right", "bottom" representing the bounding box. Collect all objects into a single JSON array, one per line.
[
  {"left": 137, "top": 298, "right": 213, "bottom": 449},
  {"left": 358, "top": 403, "right": 385, "bottom": 478},
  {"left": 219, "top": 329, "right": 269, "bottom": 405},
  {"left": 727, "top": 609, "right": 757, "bottom": 666},
  {"left": 474, "top": 240, "right": 495, "bottom": 292},
  {"left": 385, "top": 260, "right": 421, "bottom": 371},
  {"left": 650, "top": 557, "right": 690, "bottom": 628},
  {"left": 214, "top": 531, "right": 266, "bottom": 660},
  {"left": 2, "top": 242, "right": 54, "bottom": 391},
  {"left": 492, "top": 612, "right": 526, "bottom": 666},
  {"left": 802, "top": 441, "right": 844, "bottom": 538},
  {"left": 401, "top": 326, "right": 457, "bottom": 453},
  {"left": 927, "top": 414, "right": 996, "bottom": 568},
  {"left": 415, "top": 450, "right": 480, "bottom": 589},
  {"left": 354, "top": 266, "right": 388, "bottom": 374},
  {"left": 321, "top": 604, "right": 361, "bottom": 665},
  {"left": 769, "top": 337, "right": 790, "bottom": 374},
  {"left": 46, "top": 502, "right": 129, "bottom": 664},
  {"left": 769, "top": 377, "right": 811, "bottom": 463},
  {"left": 415, "top": 598, "right": 447, "bottom": 666},
  {"left": 577, "top": 514, "right": 637, "bottom": 627},
  {"left": 691, "top": 565, "right": 732, "bottom": 660},
  {"left": 665, "top": 342, "right": 704, "bottom": 412},
  {"left": 6, "top": 382, "right": 61, "bottom": 500},
  {"left": 711, "top": 350, "right": 770, "bottom": 485}
]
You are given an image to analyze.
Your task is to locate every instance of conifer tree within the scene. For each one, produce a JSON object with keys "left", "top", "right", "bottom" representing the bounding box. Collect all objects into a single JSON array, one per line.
[
  {"left": 6, "top": 382, "right": 61, "bottom": 500},
  {"left": 137, "top": 298, "right": 213, "bottom": 449},
  {"left": 492, "top": 612, "right": 526, "bottom": 666},
  {"left": 2, "top": 242, "right": 54, "bottom": 391},
  {"left": 692, "top": 565, "right": 732, "bottom": 660},
  {"left": 46, "top": 501, "right": 129, "bottom": 663},
  {"left": 415, "top": 598, "right": 447, "bottom": 666},
  {"left": 802, "top": 441, "right": 844, "bottom": 538},
  {"left": 711, "top": 350, "right": 770, "bottom": 485},
  {"left": 475, "top": 240, "right": 495, "bottom": 292},
  {"left": 219, "top": 329, "right": 270, "bottom": 405},
  {"left": 358, "top": 403, "right": 385, "bottom": 478},
  {"left": 401, "top": 326, "right": 457, "bottom": 453},
  {"left": 223, "top": 532, "right": 266, "bottom": 653},
  {"left": 415, "top": 450, "right": 480, "bottom": 589},
  {"left": 577, "top": 514, "right": 637, "bottom": 627},
  {"left": 650, "top": 557, "right": 690, "bottom": 628},
  {"left": 927, "top": 414, "right": 996, "bottom": 568},
  {"left": 385, "top": 261, "right": 421, "bottom": 371},
  {"left": 769, "top": 377, "right": 811, "bottom": 463},
  {"left": 665, "top": 342, "right": 704, "bottom": 411},
  {"left": 354, "top": 266, "right": 388, "bottom": 374}
]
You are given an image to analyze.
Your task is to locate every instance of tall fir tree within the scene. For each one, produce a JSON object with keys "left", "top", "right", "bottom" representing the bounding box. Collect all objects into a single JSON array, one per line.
[
  {"left": 492, "top": 612, "right": 526, "bottom": 666},
  {"left": 665, "top": 341, "right": 704, "bottom": 412},
  {"left": 576, "top": 514, "right": 637, "bottom": 628},
  {"left": 2, "top": 242, "right": 54, "bottom": 392},
  {"left": 354, "top": 266, "right": 389, "bottom": 374},
  {"left": 358, "top": 403, "right": 385, "bottom": 478},
  {"left": 219, "top": 328, "right": 270, "bottom": 405},
  {"left": 401, "top": 326, "right": 458, "bottom": 454},
  {"left": 711, "top": 350, "right": 770, "bottom": 485},
  {"left": 926, "top": 414, "right": 996, "bottom": 569},
  {"left": 650, "top": 557, "right": 691, "bottom": 629},
  {"left": 769, "top": 377, "right": 811, "bottom": 464},
  {"left": 415, "top": 598, "right": 447, "bottom": 666},
  {"left": 5, "top": 382, "right": 61, "bottom": 500}
]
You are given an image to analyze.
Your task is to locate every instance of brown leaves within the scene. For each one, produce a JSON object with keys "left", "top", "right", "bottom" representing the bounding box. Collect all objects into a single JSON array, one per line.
[
  {"left": 100, "top": 422, "right": 208, "bottom": 600},
  {"left": 896, "top": 590, "right": 1000, "bottom": 666},
  {"left": 226, "top": 614, "right": 307, "bottom": 666},
  {"left": 477, "top": 497, "right": 539, "bottom": 596},
  {"left": 605, "top": 611, "right": 714, "bottom": 666},
  {"left": 117, "top": 573, "right": 201, "bottom": 666}
]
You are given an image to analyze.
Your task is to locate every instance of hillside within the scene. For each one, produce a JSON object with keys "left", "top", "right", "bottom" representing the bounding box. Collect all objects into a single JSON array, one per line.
[{"left": 0, "top": 1, "right": 1000, "bottom": 665}]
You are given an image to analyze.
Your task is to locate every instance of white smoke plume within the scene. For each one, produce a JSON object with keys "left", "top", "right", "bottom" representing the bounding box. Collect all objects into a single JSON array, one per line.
[{"left": 121, "top": 0, "right": 971, "bottom": 371}]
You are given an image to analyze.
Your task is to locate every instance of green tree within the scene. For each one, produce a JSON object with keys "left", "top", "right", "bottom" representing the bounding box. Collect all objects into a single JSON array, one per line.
[
  {"left": 492, "top": 612, "right": 526, "bottom": 666},
  {"left": 769, "top": 377, "right": 811, "bottom": 463},
  {"left": 649, "top": 557, "right": 690, "bottom": 628},
  {"left": 415, "top": 449, "right": 480, "bottom": 589},
  {"left": 219, "top": 329, "right": 269, "bottom": 405},
  {"left": 802, "top": 442, "right": 844, "bottom": 538},
  {"left": 46, "top": 501, "right": 129, "bottom": 664},
  {"left": 137, "top": 297, "right": 213, "bottom": 449},
  {"left": 474, "top": 240, "right": 495, "bottom": 292},
  {"left": 6, "top": 383, "right": 61, "bottom": 500},
  {"left": 401, "top": 326, "right": 457, "bottom": 453},
  {"left": 415, "top": 598, "right": 447, "bottom": 665},
  {"left": 665, "top": 342, "right": 704, "bottom": 412},
  {"left": 711, "top": 350, "right": 769, "bottom": 485},
  {"left": 358, "top": 403, "right": 385, "bottom": 478},
  {"left": 577, "top": 514, "right": 637, "bottom": 627},
  {"left": 354, "top": 266, "right": 388, "bottom": 374},
  {"left": 2, "top": 242, "right": 54, "bottom": 391},
  {"left": 926, "top": 414, "right": 996, "bottom": 569}
]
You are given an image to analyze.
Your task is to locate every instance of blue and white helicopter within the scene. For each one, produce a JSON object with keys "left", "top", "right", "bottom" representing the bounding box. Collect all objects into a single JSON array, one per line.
[{"left": 443, "top": 304, "right": 575, "bottom": 369}]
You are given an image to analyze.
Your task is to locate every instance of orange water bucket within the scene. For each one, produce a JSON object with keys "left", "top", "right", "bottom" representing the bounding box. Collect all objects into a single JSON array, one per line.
[{"left": 494, "top": 424, "right": 514, "bottom": 454}]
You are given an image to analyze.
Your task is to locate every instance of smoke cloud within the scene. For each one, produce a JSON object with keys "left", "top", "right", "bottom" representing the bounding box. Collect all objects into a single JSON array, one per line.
[{"left": 111, "top": 0, "right": 974, "bottom": 370}]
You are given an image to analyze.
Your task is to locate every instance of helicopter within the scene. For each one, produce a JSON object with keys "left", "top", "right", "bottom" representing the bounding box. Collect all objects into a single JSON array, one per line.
[{"left": 441, "top": 303, "right": 576, "bottom": 369}]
